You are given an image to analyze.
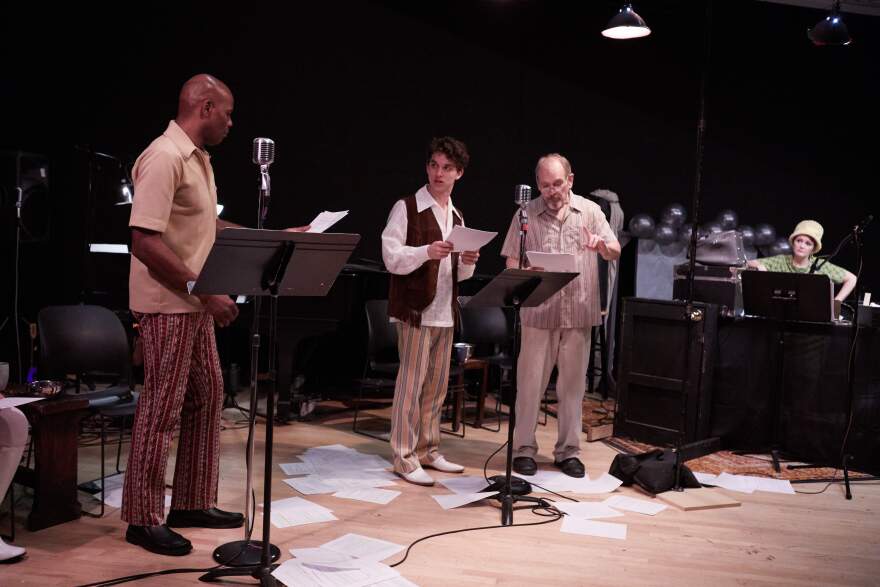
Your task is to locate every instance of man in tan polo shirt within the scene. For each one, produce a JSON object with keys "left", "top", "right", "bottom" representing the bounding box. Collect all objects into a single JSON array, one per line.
[
  {"left": 121, "top": 74, "right": 307, "bottom": 556},
  {"left": 500, "top": 153, "right": 620, "bottom": 479}
]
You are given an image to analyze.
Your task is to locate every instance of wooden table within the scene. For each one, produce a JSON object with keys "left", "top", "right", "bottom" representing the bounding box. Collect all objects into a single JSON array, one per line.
[{"left": 14, "top": 393, "right": 90, "bottom": 531}]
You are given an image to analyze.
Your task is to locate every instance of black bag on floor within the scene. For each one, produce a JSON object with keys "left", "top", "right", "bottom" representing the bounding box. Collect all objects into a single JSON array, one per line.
[{"left": 609, "top": 449, "right": 701, "bottom": 494}]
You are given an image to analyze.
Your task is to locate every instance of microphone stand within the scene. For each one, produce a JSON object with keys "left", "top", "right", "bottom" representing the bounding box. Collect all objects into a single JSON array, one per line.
[
  {"left": 671, "top": 0, "right": 723, "bottom": 489},
  {"left": 518, "top": 205, "right": 528, "bottom": 271},
  {"left": 487, "top": 204, "right": 549, "bottom": 525},
  {"left": 841, "top": 225, "right": 865, "bottom": 499},
  {"left": 810, "top": 233, "right": 853, "bottom": 275},
  {"left": 811, "top": 217, "right": 872, "bottom": 275},
  {"left": 259, "top": 164, "right": 271, "bottom": 226},
  {"left": 210, "top": 160, "right": 280, "bottom": 570},
  {"left": 788, "top": 219, "right": 871, "bottom": 499}
]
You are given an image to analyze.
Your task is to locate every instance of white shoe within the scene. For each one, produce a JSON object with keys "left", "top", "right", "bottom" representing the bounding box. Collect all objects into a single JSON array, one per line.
[
  {"left": 0, "top": 538, "right": 25, "bottom": 562},
  {"left": 396, "top": 468, "right": 435, "bottom": 486},
  {"left": 421, "top": 456, "right": 465, "bottom": 473}
]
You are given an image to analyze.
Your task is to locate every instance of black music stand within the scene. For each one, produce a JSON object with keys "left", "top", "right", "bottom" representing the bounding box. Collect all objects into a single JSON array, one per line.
[
  {"left": 192, "top": 228, "right": 359, "bottom": 586},
  {"left": 466, "top": 268, "right": 577, "bottom": 526},
  {"left": 742, "top": 271, "right": 834, "bottom": 325},
  {"left": 741, "top": 270, "right": 834, "bottom": 472}
]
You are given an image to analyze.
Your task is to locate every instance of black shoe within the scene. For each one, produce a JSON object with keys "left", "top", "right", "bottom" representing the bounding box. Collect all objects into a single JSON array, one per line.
[
  {"left": 166, "top": 507, "right": 245, "bottom": 529},
  {"left": 125, "top": 524, "right": 192, "bottom": 556},
  {"left": 512, "top": 456, "right": 537, "bottom": 476},
  {"left": 553, "top": 457, "right": 585, "bottom": 478}
]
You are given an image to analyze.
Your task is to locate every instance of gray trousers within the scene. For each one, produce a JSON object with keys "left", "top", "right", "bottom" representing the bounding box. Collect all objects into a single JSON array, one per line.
[{"left": 513, "top": 326, "right": 589, "bottom": 462}]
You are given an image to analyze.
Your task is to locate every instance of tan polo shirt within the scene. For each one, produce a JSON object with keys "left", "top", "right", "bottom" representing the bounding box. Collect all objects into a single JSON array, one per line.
[{"left": 128, "top": 121, "right": 217, "bottom": 314}]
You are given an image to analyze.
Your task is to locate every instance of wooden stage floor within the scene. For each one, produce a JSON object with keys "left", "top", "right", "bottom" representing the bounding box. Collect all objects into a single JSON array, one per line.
[{"left": 2, "top": 399, "right": 878, "bottom": 586}]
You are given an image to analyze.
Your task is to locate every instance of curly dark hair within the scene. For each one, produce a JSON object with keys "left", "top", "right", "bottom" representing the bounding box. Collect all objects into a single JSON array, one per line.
[{"left": 426, "top": 136, "right": 469, "bottom": 171}]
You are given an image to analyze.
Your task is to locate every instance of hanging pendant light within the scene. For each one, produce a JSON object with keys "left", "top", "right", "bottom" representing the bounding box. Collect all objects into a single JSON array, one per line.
[
  {"left": 808, "top": 1, "right": 852, "bottom": 46},
  {"left": 602, "top": 4, "right": 651, "bottom": 39}
]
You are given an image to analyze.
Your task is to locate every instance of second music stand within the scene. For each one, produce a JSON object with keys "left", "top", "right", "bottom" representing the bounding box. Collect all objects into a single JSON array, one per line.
[{"left": 466, "top": 267, "right": 577, "bottom": 525}]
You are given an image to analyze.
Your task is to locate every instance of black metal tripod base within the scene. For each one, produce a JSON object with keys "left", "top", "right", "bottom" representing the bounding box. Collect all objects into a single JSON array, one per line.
[
  {"left": 494, "top": 492, "right": 549, "bottom": 526},
  {"left": 200, "top": 546, "right": 281, "bottom": 584},
  {"left": 199, "top": 565, "right": 280, "bottom": 585},
  {"left": 788, "top": 453, "right": 857, "bottom": 499},
  {"left": 212, "top": 539, "right": 280, "bottom": 567},
  {"left": 484, "top": 474, "right": 532, "bottom": 496}
]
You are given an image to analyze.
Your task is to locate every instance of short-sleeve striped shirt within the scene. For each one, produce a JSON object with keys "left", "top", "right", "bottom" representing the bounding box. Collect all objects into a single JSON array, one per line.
[
  {"left": 500, "top": 192, "right": 617, "bottom": 329},
  {"left": 758, "top": 254, "right": 848, "bottom": 284}
]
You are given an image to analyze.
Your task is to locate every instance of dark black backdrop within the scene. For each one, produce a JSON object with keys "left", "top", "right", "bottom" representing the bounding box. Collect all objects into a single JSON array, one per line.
[{"left": 1, "top": 1, "right": 877, "bottom": 373}]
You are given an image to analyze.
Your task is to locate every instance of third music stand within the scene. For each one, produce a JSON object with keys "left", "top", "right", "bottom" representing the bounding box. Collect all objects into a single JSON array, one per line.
[
  {"left": 741, "top": 270, "right": 834, "bottom": 472},
  {"left": 465, "top": 267, "right": 577, "bottom": 525}
]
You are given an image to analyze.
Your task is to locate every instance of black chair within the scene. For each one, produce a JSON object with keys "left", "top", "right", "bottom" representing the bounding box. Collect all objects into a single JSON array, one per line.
[
  {"left": 352, "top": 300, "right": 466, "bottom": 440},
  {"left": 458, "top": 297, "right": 514, "bottom": 431},
  {"left": 352, "top": 300, "right": 400, "bottom": 441},
  {"left": 37, "top": 304, "right": 138, "bottom": 517}
]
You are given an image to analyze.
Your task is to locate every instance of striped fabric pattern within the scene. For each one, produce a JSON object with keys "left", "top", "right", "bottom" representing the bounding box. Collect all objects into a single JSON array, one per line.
[
  {"left": 501, "top": 193, "right": 616, "bottom": 329},
  {"left": 121, "top": 311, "right": 223, "bottom": 526},
  {"left": 390, "top": 321, "right": 454, "bottom": 473}
]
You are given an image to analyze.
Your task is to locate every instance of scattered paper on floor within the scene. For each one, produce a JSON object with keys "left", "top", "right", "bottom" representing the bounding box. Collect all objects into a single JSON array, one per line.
[
  {"left": 333, "top": 488, "right": 401, "bottom": 505},
  {"left": 560, "top": 517, "right": 627, "bottom": 540},
  {"left": 269, "top": 496, "right": 337, "bottom": 528},
  {"left": 554, "top": 501, "right": 624, "bottom": 519},
  {"left": 319, "top": 533, "right": 406, "bottom": 564},
  {"left": 272, "top": 558, "right": 399, "bottom": 587},
  {"left": 438, "top": 476, "right": 494, "bottom": 495},
  {"left": 603, "top": 495, "right": 668, "bottom": 515},
  {"left": 432, "top": 491, "right": 498, "bottom": 510}
]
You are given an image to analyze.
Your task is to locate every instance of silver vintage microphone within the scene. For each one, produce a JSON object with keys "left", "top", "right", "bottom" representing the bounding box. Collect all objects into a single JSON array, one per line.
[
  {"left": 514, "top": 184, "right": 532, "bottom": 268},
  {"left": 253, "top": 137, "right": 275, "bottom": 167},
  {"left": 514, "top": 184, "right": 532, "bottom": 209},
  {"left": 514, "top": 184, "right": 532, "bottom": 229},
  {"left": 253, "top": 138, "right": 275, "bottom": 226}
]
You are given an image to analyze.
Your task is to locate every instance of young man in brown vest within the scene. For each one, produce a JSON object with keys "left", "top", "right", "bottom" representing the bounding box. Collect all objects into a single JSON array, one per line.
[{"left": 381, "top": 137, "right": 479, "bottom": 486}]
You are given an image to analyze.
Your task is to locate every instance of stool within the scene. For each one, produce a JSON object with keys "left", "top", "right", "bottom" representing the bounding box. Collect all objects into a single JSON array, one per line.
[
  {"left": 441, "top": 373, "right": 467, "bottom": 439},
  {"left": 458, "top": 358, "right": 498, "bottom": 430}
]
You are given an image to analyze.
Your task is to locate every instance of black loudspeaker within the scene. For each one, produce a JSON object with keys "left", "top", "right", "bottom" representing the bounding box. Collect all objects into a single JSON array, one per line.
[
  {"left": 614, "top": 298, "right": 718, "bottom": 446},
  {"left": 1, "top": 151, "right": 50, "bottom": 242}
]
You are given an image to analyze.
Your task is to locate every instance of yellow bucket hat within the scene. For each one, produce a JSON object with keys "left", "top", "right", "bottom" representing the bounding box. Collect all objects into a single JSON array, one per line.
[{"left": 789, "top": 219, "right": 823, "bottom": 253}]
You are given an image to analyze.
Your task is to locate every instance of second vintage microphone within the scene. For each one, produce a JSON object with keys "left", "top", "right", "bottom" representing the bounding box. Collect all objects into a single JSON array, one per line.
[
  {"left": 515, "top": 184, "right": 532, "bottom": 232},
  {"left": 253, "top": 138, "right": 275, "bottom": 225},
  {"left": 253, "top": 137, "right": 275, "bottom": 166},
  {"left": 515, "top": 184, "right": 532, "bottom": 269},
  {"left": 514, "top": 184, "right": 532, "bottom": 208}
]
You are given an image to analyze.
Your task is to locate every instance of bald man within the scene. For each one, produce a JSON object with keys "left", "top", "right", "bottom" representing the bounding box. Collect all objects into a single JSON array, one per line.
[
  {"left": 120, "top": 74, "right": 307, "bottom": 556},
  {"left": 500, "top": 154, "right": 620, "bottom": 479}
]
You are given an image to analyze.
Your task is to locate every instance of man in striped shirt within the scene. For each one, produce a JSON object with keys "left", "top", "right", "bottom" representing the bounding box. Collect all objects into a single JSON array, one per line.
[{"left": 501, "top": 154, "right": 620, "bottom": 478}]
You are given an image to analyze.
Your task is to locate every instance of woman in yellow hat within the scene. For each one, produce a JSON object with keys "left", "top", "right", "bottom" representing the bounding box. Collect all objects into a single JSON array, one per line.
[{"left": 747, "top": 219, "right": 857, "bottom": 302}]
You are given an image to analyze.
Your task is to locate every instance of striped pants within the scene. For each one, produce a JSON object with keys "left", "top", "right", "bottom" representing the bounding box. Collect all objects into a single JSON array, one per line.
[
  {"left": 390, "top": 322, "right": 453, "bottom": 474},
  {"left": 121, "top": 312, "right": 223, "bottom": 526}
]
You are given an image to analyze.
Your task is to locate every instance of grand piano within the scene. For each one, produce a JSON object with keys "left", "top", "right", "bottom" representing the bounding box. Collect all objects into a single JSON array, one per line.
[
  {"left": 248, "top": 261, "right": 491, "bottom": 422},
  {"left": 257, "top": 261, "right": 389, "bottom": 422}
]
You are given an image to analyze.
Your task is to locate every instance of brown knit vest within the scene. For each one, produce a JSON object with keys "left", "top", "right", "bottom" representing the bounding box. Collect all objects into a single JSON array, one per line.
[{"left": 388, "top": 194, "right": 462, "bottom": 328}]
